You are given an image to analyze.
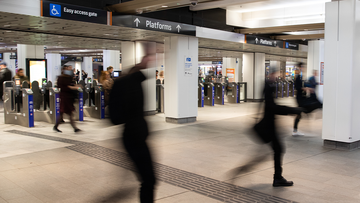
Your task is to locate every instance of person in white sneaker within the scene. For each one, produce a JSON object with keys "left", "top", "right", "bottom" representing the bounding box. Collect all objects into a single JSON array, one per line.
[{"left": 293, "top": 64, "right": 307, "bottom": 136}]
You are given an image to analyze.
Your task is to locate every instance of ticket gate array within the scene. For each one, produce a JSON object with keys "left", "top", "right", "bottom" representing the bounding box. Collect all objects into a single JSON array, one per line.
[
  {"left": 82, "top": 79, "right": 105, "bottom": 119},
  {"left": 156, "top": 84, "right": 164, "bottom": 113},
  {"left": 3, "top": 80, "right": 34, "bottom": 127},
  {"left": 275, "top": 80, "right": 294, "bottom": 98}
]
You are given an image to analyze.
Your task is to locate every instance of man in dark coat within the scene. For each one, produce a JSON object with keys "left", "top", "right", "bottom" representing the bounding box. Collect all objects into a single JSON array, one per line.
[{"left": 0, "top": 62, "right": 12, "bottom": 100}]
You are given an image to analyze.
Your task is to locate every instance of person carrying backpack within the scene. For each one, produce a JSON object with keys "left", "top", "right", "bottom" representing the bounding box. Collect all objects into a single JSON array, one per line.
[{"left": 109, "top": 54, "right": 156, "bottom": 203}]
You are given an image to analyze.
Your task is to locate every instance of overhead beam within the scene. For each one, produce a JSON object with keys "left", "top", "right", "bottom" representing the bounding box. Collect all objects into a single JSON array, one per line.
[
  {"left": 190, "top": 0, "right": 265, "bottom": 11},
  {"left": 235, "top": 23, "right": 325, "bottom": 34},
  {"left": 274, "top": 34, "right": 324, "bottom": 40}
]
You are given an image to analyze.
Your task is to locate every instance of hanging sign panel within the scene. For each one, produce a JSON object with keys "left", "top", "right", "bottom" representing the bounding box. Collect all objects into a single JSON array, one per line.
[
  {"left": 113, "top": 15, "right": 196, "bottom": 36},
  {"left": 42, "top": 1, "right": 110, "bottom": 25}
]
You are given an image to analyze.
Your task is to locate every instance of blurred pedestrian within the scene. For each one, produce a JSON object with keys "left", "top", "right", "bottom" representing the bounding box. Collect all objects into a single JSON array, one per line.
[
  {"left": 14, "top": 68, "right": 29, "bottom": 86},
  {"left": 0, "top": 62, "right": 12, "bottom": 100},
  {"left": 108, "top": 54, "right": 156, "bottom": 203},
  {"left": 107, "top": 66, "right": 114, "bottom": 78},
  {"left": 100, "top": 71, "right": 113, "bottom": 107},
  {"left": 53, "top": 65, "right": 81, "bottom": 133},
  {"left": 230, "top": 66, "right": 303, "bottom": 187},
  {"left": 82, "top": 70, "right": 88, "bottom": 81}
]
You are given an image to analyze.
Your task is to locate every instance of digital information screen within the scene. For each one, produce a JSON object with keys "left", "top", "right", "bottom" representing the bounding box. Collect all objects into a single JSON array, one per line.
[
  {"left": 27, "top": 59, "right": 47, "bottom": 88},
  {"left": 113, "top": 71, "right": 121, "bottom": 78}
]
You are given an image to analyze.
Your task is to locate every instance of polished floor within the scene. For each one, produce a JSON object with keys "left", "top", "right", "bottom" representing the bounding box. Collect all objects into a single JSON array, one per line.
[{"left": 0, "top": 98, "right": 359, "bottom": 203}]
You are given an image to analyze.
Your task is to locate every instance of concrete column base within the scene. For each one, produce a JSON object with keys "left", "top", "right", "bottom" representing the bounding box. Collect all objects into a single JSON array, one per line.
[
  {"left": 166, "top": 117, "right": 196, "bottom": 124},
  {"left": 324, "top": 140, "right": 360, "bottom": 151},
  {"left": 144, "top": 111, "right": 157, "bottom": 116}
]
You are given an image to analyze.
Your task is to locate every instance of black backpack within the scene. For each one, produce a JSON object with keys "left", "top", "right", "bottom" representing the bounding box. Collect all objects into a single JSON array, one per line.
[{"left": 109, "top": 75, "right": 129, "bottom": 125}]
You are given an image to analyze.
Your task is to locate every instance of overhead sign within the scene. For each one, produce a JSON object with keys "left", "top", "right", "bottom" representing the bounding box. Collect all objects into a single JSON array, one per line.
[
  {"left": 0, "top": 53, "right": 3, "bottom": 59},
  {"left": 42, "top": 1, "right": 109, "bottom": 25},
  {"left": 61, "top": 56, "right": 83, "bottom": 62},
  {"left": 10, "top": 53, "right": 17, "bottom": 59},
  {"left": 112, "top": 15, "right": 196, "bottom": 36},
  {"left": 246, "top": 35, "right": 283, "bottom": 48},
  {"left": 285, "top": 42, "right": 299, "bottom": 50}
]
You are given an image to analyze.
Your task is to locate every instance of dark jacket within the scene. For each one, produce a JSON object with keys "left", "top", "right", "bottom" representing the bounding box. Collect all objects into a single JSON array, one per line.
[
  {"left": 294, "top": 75, "right": 304, "bottom": 103},
  {"left": 0, "top": 68, "right": 12, "bottom": 97},
  {"left": 57, "top": 74, "right": 75, "bottom": 114}
]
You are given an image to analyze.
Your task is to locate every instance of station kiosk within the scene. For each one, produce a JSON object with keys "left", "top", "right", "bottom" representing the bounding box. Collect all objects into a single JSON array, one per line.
[{"left": 3, "top": 80, "right": 34, "bottom": 127}]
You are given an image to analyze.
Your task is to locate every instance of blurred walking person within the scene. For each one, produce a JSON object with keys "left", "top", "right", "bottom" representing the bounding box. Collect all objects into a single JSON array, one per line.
[
  {"left": 230, "top": 66, "right": 303, "bottom": 187},
  {"left": 53, "top": 65, "right": 81, "bottom": 133},
  {"left": 0, "top": 62, "right": 12, "bottom": 100},
  {"left": 293, "top": 63, "right": 307, "bottom": 136},
  {"left": 108, "top": 54, "right": 156, "bottom": 203}
]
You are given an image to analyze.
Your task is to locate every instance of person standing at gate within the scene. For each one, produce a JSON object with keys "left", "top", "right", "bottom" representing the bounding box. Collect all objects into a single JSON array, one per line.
[
  {"left": 14, "top": 68, "right": 29, "bottom": 86},
  {"left": 53, "top": 65, "right": 81, "bottom": 133},
  {"left": 0, "top": 62, "right": 12, "bottom": 100}
]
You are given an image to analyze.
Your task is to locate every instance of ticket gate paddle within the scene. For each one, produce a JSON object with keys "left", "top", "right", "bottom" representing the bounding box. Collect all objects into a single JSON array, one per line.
[
  {"left": 227, "top": 82, "right": 239, "bottom": 103},
  {"left": 237, "top": 82, "right": 247, "bottom": 102},
  {"left": 283, "top": 81, "right": 289, "bottom": 97},
  {"left": 204, "top": 83, "right": 215, "bottom": 106},
  {"left": 3, "top": 80, "right": 34, "bottom": 127},
  {"left": 214, "top": 83, "right": 225, "bottom": 105},
  {"left": 198, "top": 83, "right": 204, "bottom": 107},
  {"left": 288, "top": 81, "right": 294, "bottom": 97},
  {"left": 277, "top": 81, "right": 284, "bottom": 98}
]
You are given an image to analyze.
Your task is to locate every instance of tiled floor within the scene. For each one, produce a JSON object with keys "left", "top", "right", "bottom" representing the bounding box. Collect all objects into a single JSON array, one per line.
[{"left": 0, "top": 98, "right": 358, "bottom": 202}]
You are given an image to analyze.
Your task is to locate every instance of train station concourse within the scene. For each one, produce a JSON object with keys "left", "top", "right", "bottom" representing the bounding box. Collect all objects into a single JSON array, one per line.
[{"left": 0, "top": 0, "right": 360, "bottom": 202}]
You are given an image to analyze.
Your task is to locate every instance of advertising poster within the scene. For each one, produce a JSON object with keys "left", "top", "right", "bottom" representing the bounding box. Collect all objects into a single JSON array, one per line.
[
  {"left": 226, "top": 68, "right": 235, "bottom": 82},
  {"left": 29, "top": 60, "right": 47, "bottom": 87},
  {"left": 320, "top": 62, "right": 324, "bottom": 85}
]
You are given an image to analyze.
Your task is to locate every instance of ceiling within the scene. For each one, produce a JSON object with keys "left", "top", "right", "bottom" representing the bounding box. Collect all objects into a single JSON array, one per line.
[{"left": 0, "top": 11, "right": 307, "bottom": 62}]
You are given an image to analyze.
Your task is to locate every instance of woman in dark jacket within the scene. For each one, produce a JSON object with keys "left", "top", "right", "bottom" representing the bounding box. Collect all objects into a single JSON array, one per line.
[{"left": 53, "top": 66, "right": 81, "bottom": 133}]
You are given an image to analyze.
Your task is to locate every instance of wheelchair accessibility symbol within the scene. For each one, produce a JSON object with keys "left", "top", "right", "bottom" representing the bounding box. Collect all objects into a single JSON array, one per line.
[{"left": 50, "top": 4, "right": 61, "bottom": 17}]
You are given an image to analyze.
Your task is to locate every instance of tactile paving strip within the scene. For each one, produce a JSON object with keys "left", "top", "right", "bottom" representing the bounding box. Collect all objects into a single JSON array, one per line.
[{"left": 6, "top": 130, "right": 297, "bottom": 203}]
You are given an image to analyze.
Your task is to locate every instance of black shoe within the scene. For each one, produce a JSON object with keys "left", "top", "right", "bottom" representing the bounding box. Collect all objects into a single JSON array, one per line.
[
  {"left": 74, "top": 128, "right": 81, "bottom": 133},
  {"left": 60, "top": 120, "right": 65, "bottom": 123},
  {"left": 273, "top": 177, "right": 293, "bottom": 187},
  {"left": 53, "top": 127, "right": 62, "bottom": 133}
]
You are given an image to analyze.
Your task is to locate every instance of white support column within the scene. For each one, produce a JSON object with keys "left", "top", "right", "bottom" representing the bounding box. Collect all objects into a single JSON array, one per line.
[
  {"left": 243, "top": 53, "right": 254, "bottom": 99},
  {"left": 45, "top": 53, "right": 61, "bottom": 84},
  {"left": 135, "top": 41, "right": 157, "bottom": 115},
  {"left": 121, "top": 42, "right": 135, "bottom": 73},
  {"left": 17, "top": 44, "right": 44, "bottom": 75},
  {"left": 254, "top": 53, "right": 265, "bottom": 100},
  {"left": 222, "top": 57, "right": 237, "bottom": 82},
  {"left": 103, "top": 50, "right": 120, "bottom": 71},
  {"left": 3, "top": 53, "right": 16, "bottom": 77},
  {"left": 307, "top": 40, "right": 324, "bottom": 102},
  {"left": 236, "top": 57, "right": 242, "bottom": 82},
  {"left": 82, "top": 57, "right": 93, "bottom": 80},
  {"left": 322, "top": 0, "right": 360, "bottom": 149},
  {"left": 164, "top": 36, "right": 198, "bottom": 123}
]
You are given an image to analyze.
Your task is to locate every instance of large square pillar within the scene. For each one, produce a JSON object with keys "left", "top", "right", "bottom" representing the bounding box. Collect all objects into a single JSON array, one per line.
[
  {"left": 45, "top": 53, "right": 61, "bottom": 84},
  {"left": 82, "top": 57, "right": 93, "bottom": 80},
  {"left": 17, "top": 44, "right": 44, "bottom": 75},
  {"left": 103, "top": 50, "right": 120, "bottom": 71},
  {"left": 254, "top": 53, "right": 265, "bottom": 100},
  {"left": 164, "top": 36, "right": 198, "bottom": 124},
  {"left": 243, "top": 53, "right": 254, "bottom": 99},
  {"left": 322, "top": 0, "right": 360, "bottom": 150}
]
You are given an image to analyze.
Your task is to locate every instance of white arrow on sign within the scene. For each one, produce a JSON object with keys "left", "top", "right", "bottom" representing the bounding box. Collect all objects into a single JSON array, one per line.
[
  {"left": 176, "top": 25, "right": 181, "bottom": 33},
  {"left": 134, "top": 18, "right": 140, "bottom": 27}
]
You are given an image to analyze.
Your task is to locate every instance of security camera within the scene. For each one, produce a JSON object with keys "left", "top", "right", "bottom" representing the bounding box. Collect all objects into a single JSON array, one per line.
[{"left": 190, "top": 0, "right": 198, "bottom": 6}]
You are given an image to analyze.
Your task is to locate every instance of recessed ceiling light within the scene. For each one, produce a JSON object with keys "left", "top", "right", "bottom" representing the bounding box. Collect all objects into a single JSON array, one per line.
[{"left": 162, "top": 5, "right": 168, "bottom": 8}]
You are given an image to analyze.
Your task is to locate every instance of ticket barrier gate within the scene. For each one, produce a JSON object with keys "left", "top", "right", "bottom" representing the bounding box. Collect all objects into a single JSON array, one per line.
[
  {"left": 214, "top": 83, "right": 225, "bottom": 105},
  {"left": 3, "top": 80, "right": 34, "bottom": 127},
  {"left": 237, "top": 82, "right": 247, "bottom": 102},
  {"left": 227, "top": 82, "right": 239, "bottom": 103},
  {"left": 198, "top": 83, "right": 204, "bottom": 107},
  {"left": 83, "top": 80, "right": 105, "bottom": 119},
  {"left": 204, "top": 83, "right": 215, "bottom": 106},
  {"left": 288, "top": 81, "right": 294, "bottom": 97},
  {"left": 32, "top": 80, "right": 61, "bottom": 124},
  {"left": 283, "top": 81, "right": 289, "bottom": 97},
  {"left": 156, "top": 84, "right": 164, "bottom": 113},
  {"left": 277, "top": 80, "right": 284, "bottom": 98}
]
